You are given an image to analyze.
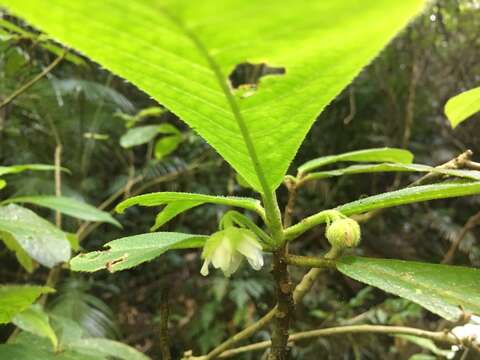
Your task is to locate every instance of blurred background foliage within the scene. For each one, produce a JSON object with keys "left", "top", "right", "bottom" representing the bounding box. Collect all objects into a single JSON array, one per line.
[{"left": 1, "top": 0, "right": 480, "bottom": 358}]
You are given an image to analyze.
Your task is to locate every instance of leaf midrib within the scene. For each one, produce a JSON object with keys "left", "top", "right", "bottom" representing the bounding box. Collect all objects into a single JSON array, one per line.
[{"left": 158, "top": 6, "right": 270, "bottom": 195}]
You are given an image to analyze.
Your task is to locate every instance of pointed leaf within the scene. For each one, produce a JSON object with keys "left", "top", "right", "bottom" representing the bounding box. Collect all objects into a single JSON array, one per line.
[
  {"left": 0, "top": 0, "right": 425, "bottom": 192},
  {"left": 305, "top": 163, "right": 480, "bottom": 181},
  {"left": 3, "top": 196, "right": 121, "bottom": 228},
  {"left": 0, "top": 164, "right": 66, "bottom": 176},
  {"left": 151, "top": 200, "right": 202, "bottom": 230},
  {"left": 67, "top": 338, "right": 150, "bottom": 360},
  {"left": 337, "top": 256, "right": 480, "bottom": 321},
  {"left": 299, "top": 148, "right": 414, "bottom": 174},
  {"left": 70, "top": 232, "right": 207, "bottom": 273},
  {"left": 337, "top": 182, "right": 480, "bottom": 216},
  {"left": 445, "top": 87, "right": 480, "bottom": 128},
  {"left": 154, "top": 134, "right": 182, "bottom": 160},
  {"left": 0, "top": 285, "right": 54, "bottom": 324},
  {"left": 285, "top": 182, "right": 480, "bottom": 240},
  {"left": 0, "top": 204, "right": 71, "bottom": 268},
  {"left": 119, "top": 125, "right": 162, "bottom": 148},
  {"left": 13, "top": 305, "right": 58, "bottom": 350},
  {"left": 116, "top": 192, "right": 264, "bottom": 218}
]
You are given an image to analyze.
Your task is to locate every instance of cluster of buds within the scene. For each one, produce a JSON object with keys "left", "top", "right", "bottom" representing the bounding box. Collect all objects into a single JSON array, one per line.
[{"left": 324, "top": 210, "right": 361, "bottom": 252}]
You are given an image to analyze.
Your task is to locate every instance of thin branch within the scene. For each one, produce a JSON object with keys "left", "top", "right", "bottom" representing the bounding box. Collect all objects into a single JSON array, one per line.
[
  {"left": 442, "top": 210, "right": 480, "bottom": 264},
  {"left": 206, "top": 324, "right": 479, "bottom": 359},
  {"left": 159, "top": 287, "right": 172, "bottom": 360},
  {"left": 285, "top": 254, "right": 335, "bottom": 269},
  {"left": 0, "top": 53, "right": 65, "bottom": 110}
]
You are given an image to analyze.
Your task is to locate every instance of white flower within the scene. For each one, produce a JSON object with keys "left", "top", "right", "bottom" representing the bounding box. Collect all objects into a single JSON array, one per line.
[
  {"left": 200, "top": 227, "right": 264, "bottom": 277},
  {"left": 447, "top": 314, "right": 480, "bottom": 358}
]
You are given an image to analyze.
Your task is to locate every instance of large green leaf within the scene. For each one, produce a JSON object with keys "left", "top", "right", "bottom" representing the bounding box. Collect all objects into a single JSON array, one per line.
[
  {"left": 298, "top": 148, "right": 414, "bottom": 174},
  {"left": 0, "top": 285, "right": 54, "bottom": 324},
  {"left": 337, "top": 256, "right": 480, "bottom": 321},
  {"left": 304, "top": 163, "right": 480, "bottom": 182},
  {"left": 0, "top": 0, "right": 425, "bottom": 192},
  {"left": 13, "top": 305, "right": 58, "bottom": 350},
  {"left": 116, "top": 192, "right": 265, "bottom": 223},
  {"left": 444, "top": 86, "right": 480, "bottom": 128},
  {"left": 3, "top": 196, "right": 121, "bottom": 227},
  {"left": 70, "top": 232, "right": 207, "bottom": 272},
  {"left": 0, "top": 204, "right": 71, "bottom": 268}
]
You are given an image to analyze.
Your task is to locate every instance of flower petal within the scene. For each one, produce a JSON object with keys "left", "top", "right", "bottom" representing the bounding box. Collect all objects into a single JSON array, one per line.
[{"left": 200, "top": 259, "right": 210, "bottom": 276}]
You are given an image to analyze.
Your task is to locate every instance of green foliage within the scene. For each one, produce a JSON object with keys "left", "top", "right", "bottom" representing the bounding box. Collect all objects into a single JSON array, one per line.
[
  {"left": 0, "top": 285, "right": 53, "bottom": 324},
  {"left": 444, "top": 86, "right": 480, "bottom": 128},
  {"left": 0, "top": 0, "right": 426, "bottom": 193},
  {"left": 116, "top": 192, "right": 264, "bottom": 229},
  {"left": 70, "top": 232, "right": 207, "bottom": 272},
  {"left": 337, "top": 256, "right": 480, "bottom": 321},
  {"left": 304, "top": 163, "right": 480, "bottom": 181},
  {"left": 337, "top": 182, "right": 480, "bottom": 216},
  {"left": 0, "top": 204, "right": 70, "bottom": 268},
  {"left": 298, "top": 147, "right": 414, "bottom": 174},
  {"left": 2, "top": 196, "right": 121, "bottom": 227},
  {"left": 13, "top": 305, "right": 58, "bottom": 350}
]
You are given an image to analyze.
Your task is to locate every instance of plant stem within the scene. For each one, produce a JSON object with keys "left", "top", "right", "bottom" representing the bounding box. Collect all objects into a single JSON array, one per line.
[
  {"left": 269, "top": 245, "right": 294, "bottom": 360},
  {"left": 0, "top": 52, "right": 65, "bottom": 110},
  {"left": 285, "top": 254, "right": 336, "bottom": 269},
  {"left": 206, "top": 324, "right": 476, "bottom": 358},
  {"left": 200, "top": 251, "right": 335, "bottom": 359},
  {"left": 159, "top": 287, "right": 172, "bottom": 360},
  {"left": 442, "top": 210, "right": 480, "bottom": 264}
]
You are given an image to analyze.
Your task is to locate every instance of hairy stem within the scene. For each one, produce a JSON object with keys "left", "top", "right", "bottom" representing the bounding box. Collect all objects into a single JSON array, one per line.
[{"left": 269, "top": 245, "right": 294, "bottom": 360}]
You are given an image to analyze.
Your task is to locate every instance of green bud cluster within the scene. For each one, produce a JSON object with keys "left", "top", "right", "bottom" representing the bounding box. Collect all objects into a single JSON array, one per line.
[{"left": 325, "top": 212, "right": 361, "bottom": 251}]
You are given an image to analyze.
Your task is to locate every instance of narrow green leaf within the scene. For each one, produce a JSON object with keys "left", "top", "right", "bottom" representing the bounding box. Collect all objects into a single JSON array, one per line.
[
  {"left": 70, "top": 232, "right": 207, "bottom": 273},
  {"left": 13, "top": 305, "right": 58, "bottom": 350},
  {"left": 337, "top": 182, "right": 480, "bottom": 216},
  {"left": 0, "top": 164, "right": 67, "bottom": 176},
  {"left": 0, "top": 179, "right": 6, "bottom": 189},
  {"left": 154, "top": 134, "right": 182, "bottom": 160},
  {"left": 305, "top": 163, "right": 480, "bottom": 181},
  {"left": 0, "top": 231, "right": 34, "bottom": 272},
  {"left": 0, "top": 285, "right": 54, "bottom": 324},
  {"left": 2, "top": 196, "right": 121, "bottom": 228},
  {"left": 67, "top": 338, "right": 150, "bottom": 360},
  {"left": 116, "top": 192, "right": 264, "bottom": 218},
  {"left": 119, "top": 125, "right": 162, "bottom": 148},
  {"left": 337, "top": 256, "right": 480, "bottom": 321},
  {"left": 0, "top": 204, "right": 71, "bottom": 268},
  {"left": 0, "top": 0, "right": 425, "bottom": 192},
  {"left": 298, "top": 148, "right": 414, "bottom": 174},
  {"left": 285, "top": 181, "right": 480, "bottom": 240},
  {"left": 151, "top": 200, "right": 202, "bottom": 230},
  {"left": 445, "top": 86, "right": 480, "bottom": 128}
]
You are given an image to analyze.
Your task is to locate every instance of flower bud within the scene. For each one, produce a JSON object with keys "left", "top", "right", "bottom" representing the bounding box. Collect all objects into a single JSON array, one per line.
[
  {"left": 200, "top": 227, "right": 264, "bottom": 277},
  {"left": 325, "top": 218, "right": 361, "bottom": 250}
]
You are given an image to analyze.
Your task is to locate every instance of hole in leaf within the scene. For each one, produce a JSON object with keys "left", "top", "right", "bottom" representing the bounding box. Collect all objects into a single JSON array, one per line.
[{"left": 228, "top": 62, "right": 285, "bottom": 89}]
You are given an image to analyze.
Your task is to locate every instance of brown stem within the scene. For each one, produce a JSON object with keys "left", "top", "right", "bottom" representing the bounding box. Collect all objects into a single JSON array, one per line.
[
  {"left": 269, "top": 245, "right": 294, "bottom": 360},
  {"left": 159, "top": 287, "right": 172, "bottom": 360},
  {"left": 207, "top": 324, "right": 480, "bottom": 359},
  {"left": 0, "top": 53, "right": 65, "bottom": 110},
  {"left": 442, "top": 210, "right": 480, "bottom": 264}
]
